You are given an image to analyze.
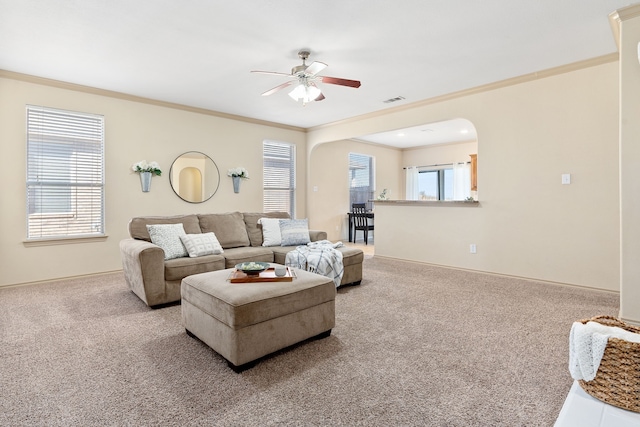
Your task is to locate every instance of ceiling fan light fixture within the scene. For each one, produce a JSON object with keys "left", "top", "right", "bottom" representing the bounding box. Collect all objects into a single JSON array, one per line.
[
  {"left": 306, "top": 85, "right": 322, "bottom": 100},
  {"left": 288, "top": 83, "right": 322, "bottom": 104},
  {"left": 252, "top": 49, "right": 360, "bottom": 104},
  {"left": 288, "top": 84, "right": 306, "bottom": 100}
]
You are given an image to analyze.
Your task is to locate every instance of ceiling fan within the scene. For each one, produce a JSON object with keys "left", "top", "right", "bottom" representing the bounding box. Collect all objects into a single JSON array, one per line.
[{"left": 251, "top": 50, "right": 361, "bottom": 105}]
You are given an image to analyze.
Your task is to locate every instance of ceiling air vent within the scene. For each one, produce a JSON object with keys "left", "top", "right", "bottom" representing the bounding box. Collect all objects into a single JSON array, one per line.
[{"left": 383, "top": 96, "right": 406, "bottom": 104}]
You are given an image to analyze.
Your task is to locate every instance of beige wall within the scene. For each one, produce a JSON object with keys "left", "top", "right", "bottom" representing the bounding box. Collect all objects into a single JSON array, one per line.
[
  {"left": 308, "top": 140, "right": 402, "bottom": 241},
  {"left": 617, "top": 7, "right": 640, "bottom": 324},
  {"left": 307, "top": 60, "right": 620, "bottom": 293},
  {"left": 0, "top": 55, "right": 629, "bottom": 320},
  {"left": 0, "top": 77, "right": 306, "bottom": 287},
  {"left": 402, "top": 140, "right": 478, "bottom": 169}
]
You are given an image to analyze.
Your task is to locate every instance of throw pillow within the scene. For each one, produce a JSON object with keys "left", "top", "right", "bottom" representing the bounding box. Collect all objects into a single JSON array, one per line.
[
  {"left": 129, "top": 215, "right": 200, "bottom": 242},
  {"left": 180, "top": 232, "right": 224, "bottom": 257},
  {"left": 243, "top": 211, "right": 290, "bottom": 246},
  {"left": 259, "top": 218, "right": 282, "bottom": 247},
  {"left": 146, "top": 223, "right": 188, "bottom": 260},
  {"left": 280, "top": 218, "right": 311, "bottom": 246}
]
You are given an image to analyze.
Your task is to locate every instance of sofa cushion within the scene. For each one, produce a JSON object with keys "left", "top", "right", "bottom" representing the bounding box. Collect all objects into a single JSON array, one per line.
[
  {"left": 271, "top": 245, "right": 364, "bottom": 266},
  {"left": 164, "top": 254, "right": 226, "bottom": 282},
  {"left": 198, "top": 212, "right": 250, "bottom": 249},
  {"left": 243, "top": 211, "right": 290, "bottom": 247},
  {"left": 129, "top": 214, "right": 201, "bottom": 242},
  {"left": 180, "top": 232, "right": 223, "bottom": 257},
  {"left": 146, "top": 224, "right": 188, "bottom": 260},
  {"left": 338, "top": 246, "right": 365, "bottom": 266},
  {"left": 220, "top": 246, "right": 274, "bottom": 268},
  {"left": 279, "top": 218, "right": 311, "bottom": 246}
]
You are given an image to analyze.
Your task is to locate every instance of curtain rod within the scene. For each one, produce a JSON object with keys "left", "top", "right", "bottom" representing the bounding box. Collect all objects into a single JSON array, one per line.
[{"left": 403, "top": 161, "right": 470, "bottom": 170}]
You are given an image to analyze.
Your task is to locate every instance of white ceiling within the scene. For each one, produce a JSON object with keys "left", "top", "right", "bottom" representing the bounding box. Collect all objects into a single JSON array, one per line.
[
  {"left": 356, "top": 118, "right": 478, "bottom": 149},
  {"left": 0, "top": 0, "right": 631, "bottom": 147}
]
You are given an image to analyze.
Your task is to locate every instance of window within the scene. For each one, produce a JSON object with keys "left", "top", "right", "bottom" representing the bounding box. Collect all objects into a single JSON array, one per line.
[
  {"left": 26, "top": 106, "right": 105, "bottom": 240},
  {"left": 349, "top": 153, "right": 375, "bottom": 210},
  {"left": 417, "top": 163, "right": 469, "bottom": 201},
  {"left": 263, "top": 140, "right": 296, "bottom": 217},
  {"left": 418, "top": 169, "right": 453, "bottom": 200}
]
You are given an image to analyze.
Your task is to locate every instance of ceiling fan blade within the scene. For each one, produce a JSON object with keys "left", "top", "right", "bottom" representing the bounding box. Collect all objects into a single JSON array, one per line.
[
  {"left": 315, "top": 92, "right": 325, "bottom": 101},
  {"left": 319, "top": 76, "right": 361, "bottom": 88},
  {"left": 304, "top": 61, "right": 328, "bottom": 76},
  {"left": 261, "top": 81, "right": 294, "bottom": 96},
  {"left": 251, "top": 70, "right": 293, "bottom": 78}
]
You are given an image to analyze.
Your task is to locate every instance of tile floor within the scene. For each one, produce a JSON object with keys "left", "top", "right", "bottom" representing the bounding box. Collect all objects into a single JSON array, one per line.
[
  {"left": 343, "top": 241, "right": 374, "bottom": 257},
  {"left": 554, "top": 381, "right": 640, "bottom": 426}
]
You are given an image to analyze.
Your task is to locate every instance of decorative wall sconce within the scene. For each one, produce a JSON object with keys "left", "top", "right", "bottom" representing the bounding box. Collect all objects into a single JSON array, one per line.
[
  {"left": 227, "top": 167, "right": 249, "bottom": 193},
  {"left": 132, "top": 160, "right": 162, "bottom": 192}
]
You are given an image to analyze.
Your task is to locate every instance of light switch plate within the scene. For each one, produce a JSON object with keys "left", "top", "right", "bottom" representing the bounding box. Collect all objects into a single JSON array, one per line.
[{"left": 562, "top": 174, "right": 571, "bottom": 185}]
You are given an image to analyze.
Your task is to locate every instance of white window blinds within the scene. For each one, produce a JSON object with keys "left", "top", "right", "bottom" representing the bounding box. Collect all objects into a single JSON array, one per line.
[
  {"left": 26, "top": 106, "right": 105, "bottom": 240},
  {"left": 263, "top": 140, "right": 295, "bottom": 217}
]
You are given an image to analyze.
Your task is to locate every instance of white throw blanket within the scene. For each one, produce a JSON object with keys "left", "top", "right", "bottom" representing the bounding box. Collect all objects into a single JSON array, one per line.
[
  {"left": 285, "top": 240, "right": 344, "bottom": 287},
  {"left": 568, "top": 320, "right": 640, "bottom": 381}
]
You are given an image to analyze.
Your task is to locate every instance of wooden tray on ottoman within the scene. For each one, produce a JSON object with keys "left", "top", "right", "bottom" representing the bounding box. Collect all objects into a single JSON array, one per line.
[{"left": 229, "top": 267, "right": 295, "bottom": 283}]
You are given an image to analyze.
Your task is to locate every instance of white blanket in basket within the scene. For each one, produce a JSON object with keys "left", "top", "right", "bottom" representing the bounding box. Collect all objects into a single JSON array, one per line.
[
  {"left": 569, "top": 321, "right": 640, "bottom": 381},
  {"left": 285, "top": 240, "right": 344, "bottom": 287}
]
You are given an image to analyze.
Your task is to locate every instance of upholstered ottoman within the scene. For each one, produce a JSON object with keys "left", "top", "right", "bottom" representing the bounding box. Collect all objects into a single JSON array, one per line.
[{"left": 181, "top": 266, "right": 336, "bottom": 371}]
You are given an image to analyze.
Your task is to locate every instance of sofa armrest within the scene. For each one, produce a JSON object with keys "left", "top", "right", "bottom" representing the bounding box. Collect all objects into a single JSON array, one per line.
[
  {"left": 119, "top": 238, "right": 167, "bottom": 306},
  {"left": 309, "top": 230, "right": 327, "bottom": 242}
]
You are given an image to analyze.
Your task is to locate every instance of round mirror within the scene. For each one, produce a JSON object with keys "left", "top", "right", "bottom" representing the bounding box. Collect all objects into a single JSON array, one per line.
[{"left": 169, "top": 151, "right": 220, "bottom": 203}]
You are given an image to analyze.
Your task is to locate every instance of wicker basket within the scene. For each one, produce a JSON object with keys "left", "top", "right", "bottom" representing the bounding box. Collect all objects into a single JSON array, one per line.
[{"left": 577, "top": 315, "right": 640, "bottom": 413}]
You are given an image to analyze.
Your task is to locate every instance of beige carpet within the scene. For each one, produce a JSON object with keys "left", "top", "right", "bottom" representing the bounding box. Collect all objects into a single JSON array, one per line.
[{"left": 0, "top": 257, "right": 619, "bottom": 426}]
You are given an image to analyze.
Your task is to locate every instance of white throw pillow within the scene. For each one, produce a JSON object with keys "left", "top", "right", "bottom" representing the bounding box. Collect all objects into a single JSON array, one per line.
[
  {"left": 259, "top": 218, "right": 282, "bottom": 247},
  {"left": 180, "top": 232, "right": 224, "bottom": 257},
  {"left": 280, "top": 218, "right": 311, "bottom": 246},
  {"left": 146, "top": 223, "right": 188, "bottom": 260}
]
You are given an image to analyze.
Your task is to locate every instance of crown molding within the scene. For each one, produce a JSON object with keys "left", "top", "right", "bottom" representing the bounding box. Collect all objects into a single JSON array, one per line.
[
  {"left": 347, "top": 137, "right": 476, "bottom": 151},
  {"left": 609, "top": 4, "right": 640, "bottom": 52},
  {"left": 308, "top": 53, "right": 619, "bottom": 133},
  {"left": 609, "top": 11, "right": 622, "bottom": 51},
  {"left": 612, "top": 3, "right": 640, "bottom": 21},
  {"left": 1, "top": 52, "right": 620, "bottom": 136},
  {"left": 400, "top": 138, "right": 478, "bottom": 152},
  {"left": 0, "top": 69, "right": 306, "bottom": 133},
  {"left": 347, "top": 138, "right": 404, "bottom": 150}
]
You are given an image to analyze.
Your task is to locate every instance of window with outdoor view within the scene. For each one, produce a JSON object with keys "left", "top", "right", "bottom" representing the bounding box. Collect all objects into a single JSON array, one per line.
[
  {"left": 348, "top": 152, "right": 375, "bottom": 211},
  {"left": 417, "top": 163, "right": 470, "bottom": 201}
]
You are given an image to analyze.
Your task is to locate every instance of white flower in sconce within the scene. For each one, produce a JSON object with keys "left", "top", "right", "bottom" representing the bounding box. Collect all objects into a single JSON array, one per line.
[
  {"left": 227, "top": 167, "right": 249, "bottom": 179},
  {"left": 132, "top": 160, "right": 162, "bottom": 176}
]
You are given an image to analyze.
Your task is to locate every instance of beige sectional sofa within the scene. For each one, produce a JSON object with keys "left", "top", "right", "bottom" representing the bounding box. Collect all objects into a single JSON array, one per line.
[{"left": 119, "top": 211, "right": 364, "bottom": 307}]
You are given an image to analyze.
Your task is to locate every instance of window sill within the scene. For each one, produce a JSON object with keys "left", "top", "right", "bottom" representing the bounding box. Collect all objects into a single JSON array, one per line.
[
  {"left": 23, "top": 235, "right": 109, "bottom": 247},
  {"left": 373, "top": 200, "right": 479, "bottom": 207}
]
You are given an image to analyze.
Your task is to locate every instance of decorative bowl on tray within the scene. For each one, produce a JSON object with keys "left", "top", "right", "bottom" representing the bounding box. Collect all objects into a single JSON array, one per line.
[{"left": 235, "top": 261, "right": 270, "bottom": 275}]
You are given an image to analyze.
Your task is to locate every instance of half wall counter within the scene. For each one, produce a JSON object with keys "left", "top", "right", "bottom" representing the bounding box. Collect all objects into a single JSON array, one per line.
[{"left": 370, "top": 199, "right": 481, "bottom": 269}]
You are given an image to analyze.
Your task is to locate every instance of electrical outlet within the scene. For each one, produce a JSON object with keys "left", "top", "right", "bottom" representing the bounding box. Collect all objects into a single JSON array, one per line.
[{"left": 470, "top": 244, "right": 477, "bottom": 254}]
